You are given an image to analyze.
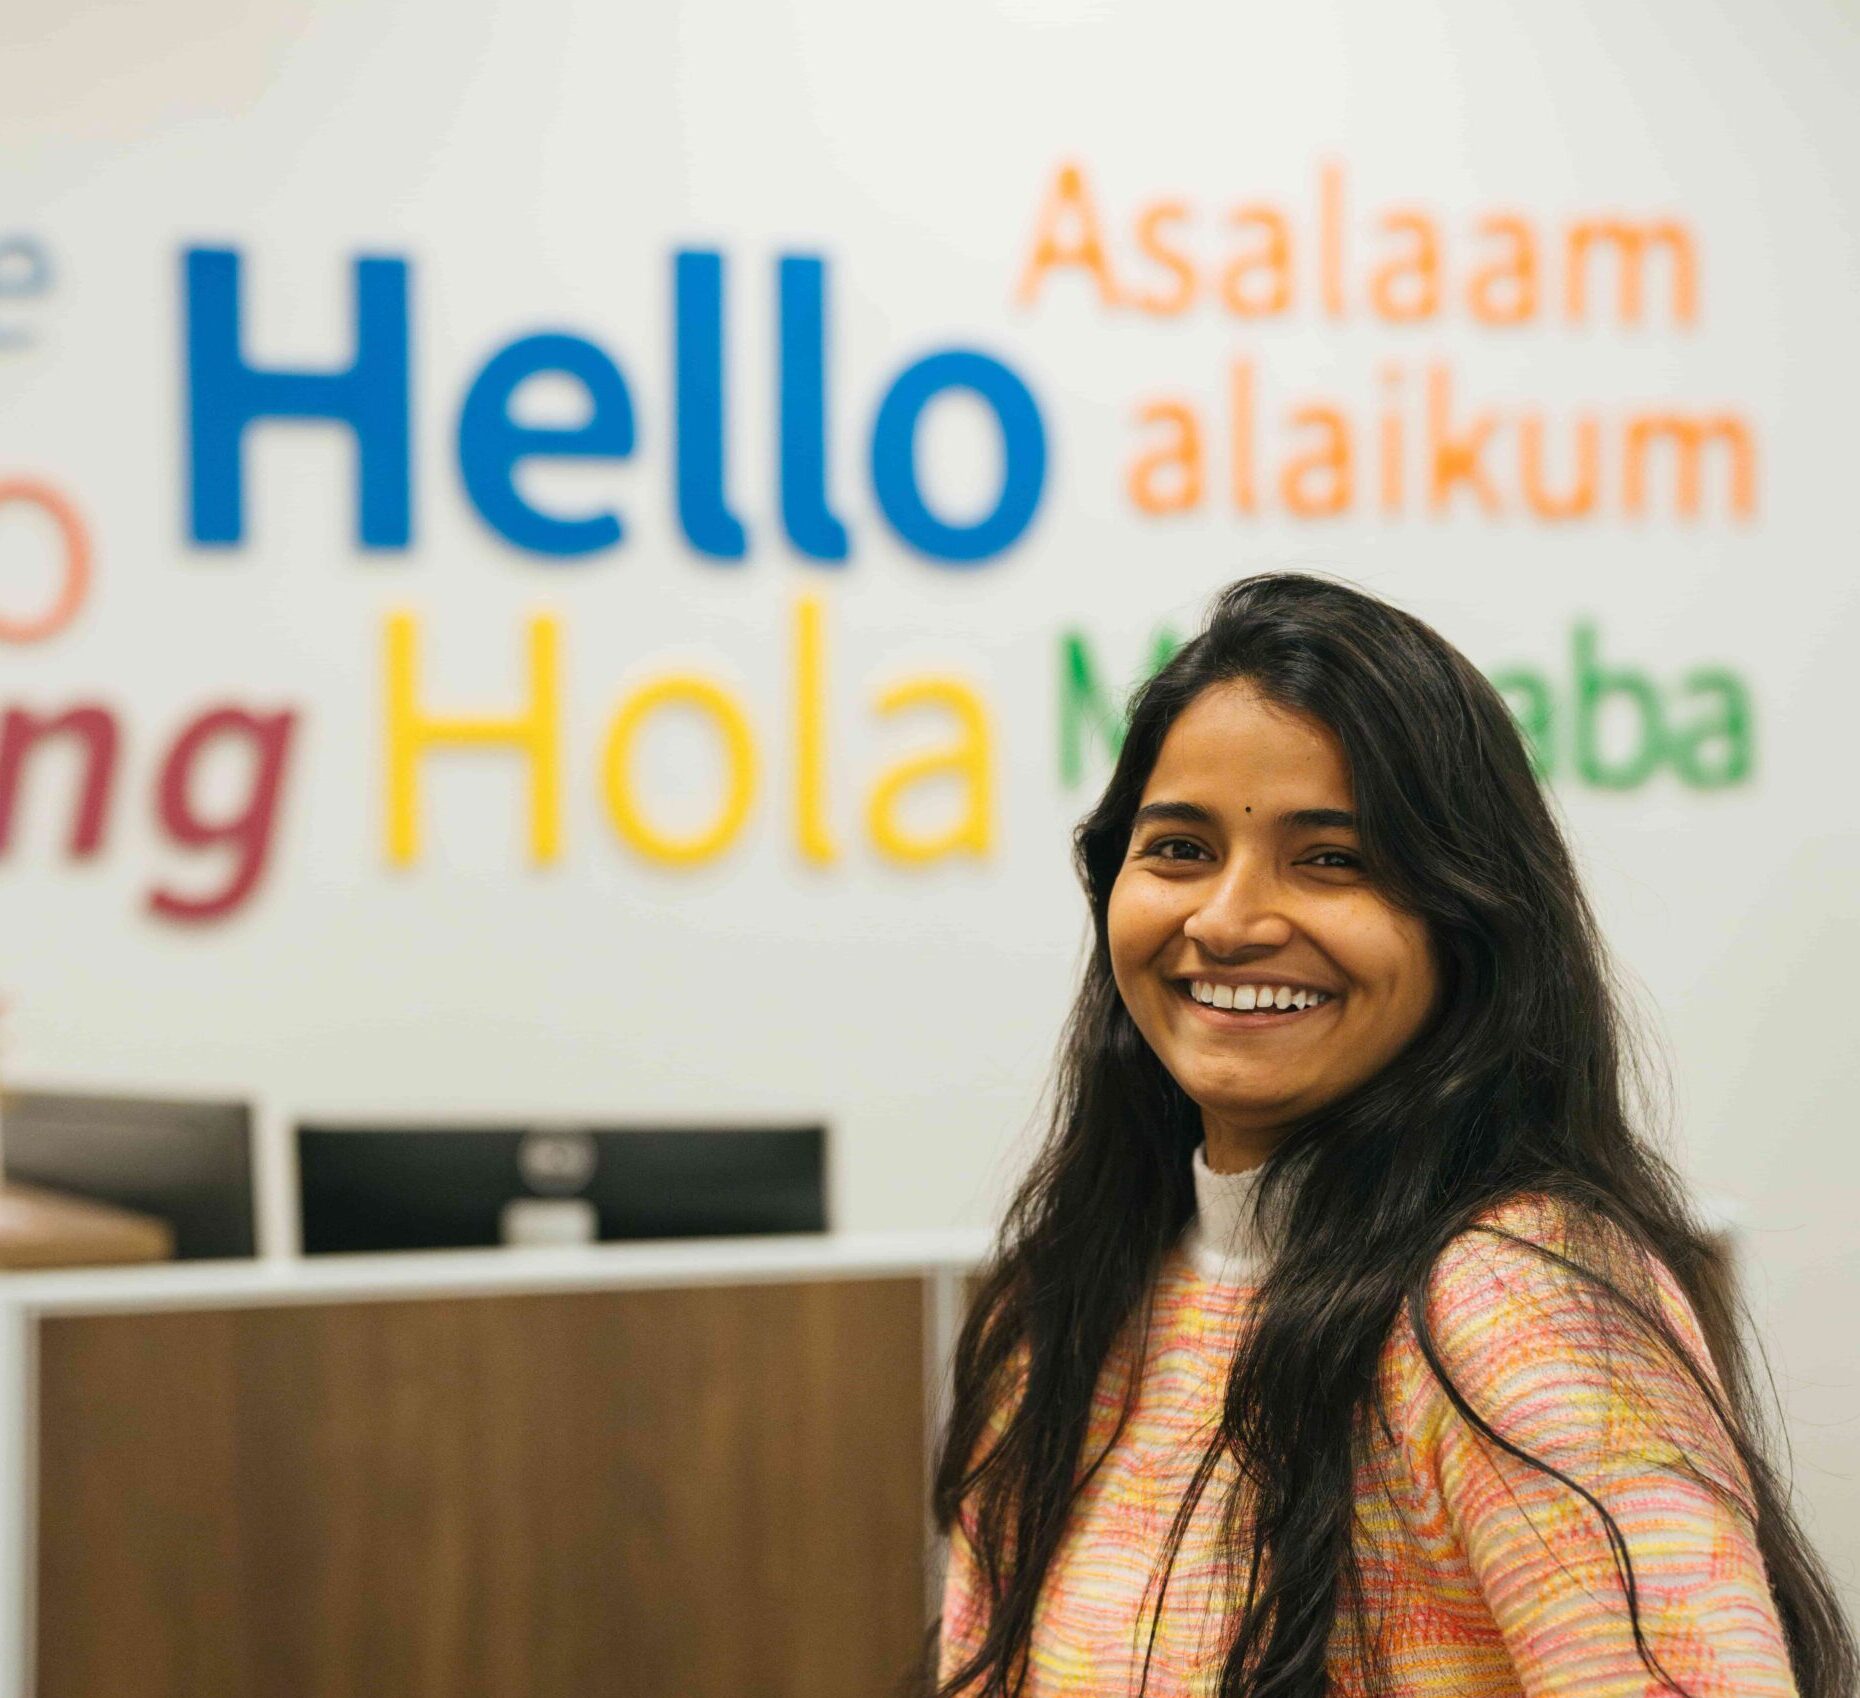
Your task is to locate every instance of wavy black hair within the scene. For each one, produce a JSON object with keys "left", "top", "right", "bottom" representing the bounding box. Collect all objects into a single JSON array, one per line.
[{"left": 928, "top": 571, "right": 1855, "bottom": 1698}]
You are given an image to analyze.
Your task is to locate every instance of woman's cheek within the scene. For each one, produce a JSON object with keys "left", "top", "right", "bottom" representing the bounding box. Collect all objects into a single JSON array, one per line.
[{"left": 1111, "top": 884, "right": 1164, "bottom": 964}]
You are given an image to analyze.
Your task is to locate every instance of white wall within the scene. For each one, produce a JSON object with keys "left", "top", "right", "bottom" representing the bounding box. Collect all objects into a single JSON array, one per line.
[{"left": 2, "top": 0, "right": 1855, "bottom": 1600}]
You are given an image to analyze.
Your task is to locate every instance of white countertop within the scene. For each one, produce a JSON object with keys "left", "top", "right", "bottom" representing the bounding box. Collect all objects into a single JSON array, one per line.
[{"left": 0, "top": 1228, "right": 993, "bottom": 1316}]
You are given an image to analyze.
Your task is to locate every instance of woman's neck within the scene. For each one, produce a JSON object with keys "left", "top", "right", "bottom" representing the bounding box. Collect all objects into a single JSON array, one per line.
[{"left": 1201, "top": 1118, "right": 1280, "bottom": 1175}]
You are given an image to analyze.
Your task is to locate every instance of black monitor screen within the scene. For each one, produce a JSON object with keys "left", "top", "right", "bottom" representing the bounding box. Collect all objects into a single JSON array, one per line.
[{"left": 296, "top": 1123, "right": 828, "bottom": 1255}]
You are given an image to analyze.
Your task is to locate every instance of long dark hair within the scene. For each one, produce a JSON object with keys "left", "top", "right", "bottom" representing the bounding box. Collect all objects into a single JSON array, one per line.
[{"left": 929, "top": 572, "right": 1856, "bottom": 1698}]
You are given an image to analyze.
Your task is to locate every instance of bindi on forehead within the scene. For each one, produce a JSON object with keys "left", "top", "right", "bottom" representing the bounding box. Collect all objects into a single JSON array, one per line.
[{"left": 1128, "top": 799, "right": 1359, "bottom": 832}]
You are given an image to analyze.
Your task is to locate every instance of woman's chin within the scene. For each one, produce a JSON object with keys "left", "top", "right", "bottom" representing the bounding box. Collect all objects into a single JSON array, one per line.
[{"left": 1186, "top": 1079, "right": 1311, "bottom": 1126}]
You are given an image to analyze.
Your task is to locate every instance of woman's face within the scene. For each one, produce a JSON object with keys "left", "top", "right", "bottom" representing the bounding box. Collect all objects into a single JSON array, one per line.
[{"left": 1107, "top": 680, "right": 1440, "bottom": 1170}]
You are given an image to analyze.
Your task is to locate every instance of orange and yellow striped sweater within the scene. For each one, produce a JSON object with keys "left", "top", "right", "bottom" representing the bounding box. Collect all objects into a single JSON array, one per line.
[{"left": 939, "top": 1145, "right": 1797, "bottom": 1697}]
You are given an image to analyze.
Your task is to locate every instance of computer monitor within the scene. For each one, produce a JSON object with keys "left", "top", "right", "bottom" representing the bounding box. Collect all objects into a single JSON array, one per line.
[
  {"left": 0, "top": 1088, "right": 257, "bottom": 1259},
  {"left": 295, "top": 1123, "right": 828, "bottom": 1255}
]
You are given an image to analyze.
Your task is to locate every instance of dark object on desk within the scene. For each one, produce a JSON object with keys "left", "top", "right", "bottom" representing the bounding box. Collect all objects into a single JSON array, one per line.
[
  {"left": 0, "top": 1089, "right": 256, "bottom": 1259},
  {"left": 296, "top": 1123, "right": 828, "bottom": 1254}
]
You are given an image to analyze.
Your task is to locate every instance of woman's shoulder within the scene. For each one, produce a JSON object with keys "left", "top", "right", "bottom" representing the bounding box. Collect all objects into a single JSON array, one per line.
[
  {"left": 1424, "top": 1190, "right": 1610, "bottom": 1335},
  {"left": 1422, "top": 1188, "right": 1693, "bottom": 1313},
  {"left": 1376, "top": 1192, "right": 1579, "bottom": 1397},
  {"left": 1378, "top": 1188, "right": 1734, "bottom": 1465}
]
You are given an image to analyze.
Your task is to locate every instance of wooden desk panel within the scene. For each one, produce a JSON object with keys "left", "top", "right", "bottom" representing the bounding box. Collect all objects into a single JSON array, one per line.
[{"left": 35, "top": 1279, "right": 927, "bottom": 1698}]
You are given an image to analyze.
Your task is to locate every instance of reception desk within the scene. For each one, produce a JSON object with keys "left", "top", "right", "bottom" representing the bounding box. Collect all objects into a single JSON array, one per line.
[{"left": 0, "top": 1232, "right": 987, "bottom": 1698}]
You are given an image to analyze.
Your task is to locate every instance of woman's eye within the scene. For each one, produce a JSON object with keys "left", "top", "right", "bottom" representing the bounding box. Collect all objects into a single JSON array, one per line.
[
  {"left": 1304, "top": 849, "right": 1362, "bottom": 870},
  {"left": 1142, "top": 837, "right": 1208, "bottom": 862}
]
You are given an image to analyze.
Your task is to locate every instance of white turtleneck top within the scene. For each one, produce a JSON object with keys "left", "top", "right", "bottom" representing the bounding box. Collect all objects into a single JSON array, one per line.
[{"left": 1180, "top": 1139, "right": 1271, "bottom": 1284}]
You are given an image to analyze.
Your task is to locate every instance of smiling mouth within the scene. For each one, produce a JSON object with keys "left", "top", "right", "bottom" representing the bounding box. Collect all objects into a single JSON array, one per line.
[{"left": 1171, "top": 981, "right": 1339, "bottom": 1026}]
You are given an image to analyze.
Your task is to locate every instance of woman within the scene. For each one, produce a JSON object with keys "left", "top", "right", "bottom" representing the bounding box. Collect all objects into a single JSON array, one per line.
[{"left": 931, "top": 573, "right": 1855, "bottom": 1698}]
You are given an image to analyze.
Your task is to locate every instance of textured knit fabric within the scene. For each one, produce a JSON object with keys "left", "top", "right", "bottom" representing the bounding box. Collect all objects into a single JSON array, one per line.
[{"left": 939, "top": 1146, "right": 1798, "bottom": 1697}]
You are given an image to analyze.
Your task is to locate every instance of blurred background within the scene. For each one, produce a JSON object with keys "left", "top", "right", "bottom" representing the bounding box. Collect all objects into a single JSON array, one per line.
[{"left": 1, "top": 0, "right": 1856, "bottom": 1692}]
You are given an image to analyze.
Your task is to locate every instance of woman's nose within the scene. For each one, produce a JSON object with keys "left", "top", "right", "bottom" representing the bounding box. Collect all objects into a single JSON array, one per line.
[{"left": 1181, "top": 857, "right": 1294, "bottom": 957}]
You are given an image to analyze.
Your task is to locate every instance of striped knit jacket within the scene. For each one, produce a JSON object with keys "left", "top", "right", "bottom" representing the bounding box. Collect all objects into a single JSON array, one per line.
[{"left": 938, "top": 1144, "right": 1798, "bottom": 1697}]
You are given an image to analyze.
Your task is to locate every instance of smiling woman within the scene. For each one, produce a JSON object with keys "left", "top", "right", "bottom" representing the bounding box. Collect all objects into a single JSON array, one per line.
[
  {"left": 1107, "top": 684, "right": 1438, "bottom": 1174},
  {"left": 928, "top": 573, "right": 1856, "bottom": 1698}
]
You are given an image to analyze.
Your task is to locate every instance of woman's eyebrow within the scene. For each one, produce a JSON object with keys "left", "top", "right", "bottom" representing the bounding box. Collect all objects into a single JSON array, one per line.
[
  {"left": 1280, "top": 807, "right": 1358, "bottom": 831},
  {"left": 1130, "top": 800, "right": 1219, "bottom": 830},
  {"left": 1132, "top": 801, "right": 1358, "bottom": 831}
]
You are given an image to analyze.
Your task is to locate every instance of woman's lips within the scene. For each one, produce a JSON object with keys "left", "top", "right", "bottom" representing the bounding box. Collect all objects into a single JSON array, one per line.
[{"left": 1172, "top": 980, "right": 1340, "bottom": 1029}]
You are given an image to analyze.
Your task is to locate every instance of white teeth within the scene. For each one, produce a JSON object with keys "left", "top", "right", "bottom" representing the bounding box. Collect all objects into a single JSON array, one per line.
[{"left": 1189, "top": 981, "right": 1335, "bottom": 1011}]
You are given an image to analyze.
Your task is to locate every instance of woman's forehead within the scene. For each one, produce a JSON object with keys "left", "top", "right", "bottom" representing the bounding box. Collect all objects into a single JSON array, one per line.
[{"left": 1143, "top": 684, "right": 1352, "bottom": 802}]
